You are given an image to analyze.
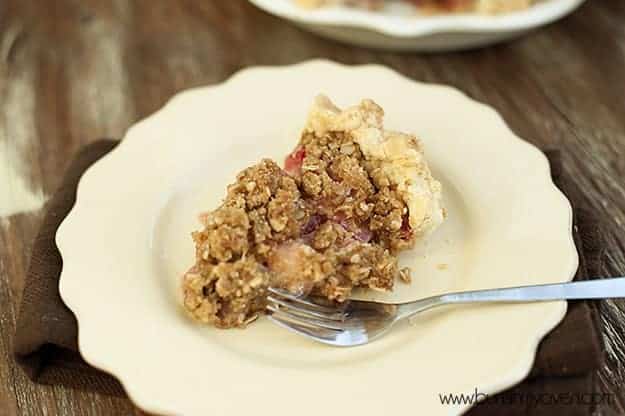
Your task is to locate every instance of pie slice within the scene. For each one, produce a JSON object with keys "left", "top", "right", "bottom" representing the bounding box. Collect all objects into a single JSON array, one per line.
[{"left": 182, "top": 95, "right": 444, "bottom": 328}]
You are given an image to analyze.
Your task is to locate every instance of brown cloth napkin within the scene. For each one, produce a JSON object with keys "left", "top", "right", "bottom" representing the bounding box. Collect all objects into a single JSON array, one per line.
[
  {"left": 13, "top": 141, "right": 606, "bottom": 413},
  {"left": 14, "top": 140, "right": 125, "bottom": 396}
]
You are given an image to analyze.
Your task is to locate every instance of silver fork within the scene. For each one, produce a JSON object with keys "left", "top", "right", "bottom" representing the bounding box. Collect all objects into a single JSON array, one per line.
[{"left": 266, "top": 277, "right": 625, "bottom": 347}]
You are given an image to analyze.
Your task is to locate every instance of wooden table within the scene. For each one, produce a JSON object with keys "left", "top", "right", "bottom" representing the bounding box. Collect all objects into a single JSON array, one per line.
[{"left": 1, "top": 0, "right": 624, "bottom": 414}]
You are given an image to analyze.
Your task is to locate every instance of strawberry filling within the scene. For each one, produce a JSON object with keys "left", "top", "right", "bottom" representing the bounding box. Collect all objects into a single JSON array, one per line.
[
  {"left": 400, "top": 215, "right": 413, "bottom": 240},
  {"left": 302, "top": 213, "right": 326, "bottom": 236},
  {"left": 332, "top": 212, "right": 373, "bottom": 243},
  {"left": 284, "top": 147, "right": 306, "bottom": 176},
  {"left": 407, "top": 0, "right": 471, "bottom": 10}
]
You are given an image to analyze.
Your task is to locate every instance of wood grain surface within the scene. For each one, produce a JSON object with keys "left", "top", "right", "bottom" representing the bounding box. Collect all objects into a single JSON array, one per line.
[{"left": 1, "top": 0, "right": 624, "bottom": 414}]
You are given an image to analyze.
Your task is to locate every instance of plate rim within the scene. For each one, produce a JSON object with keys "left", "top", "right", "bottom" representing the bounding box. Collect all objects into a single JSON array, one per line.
[{"left": 57, "top": 60, "right": 578, "bottom": 415}]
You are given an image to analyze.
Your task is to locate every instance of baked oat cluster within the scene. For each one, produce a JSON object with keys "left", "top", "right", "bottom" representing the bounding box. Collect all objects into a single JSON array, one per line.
[
  {"left": 295, "top": 0, "right": 535, "bottom": 14},
  {"left": 182, "top": 95, "right": 444, "bottom": 328}
]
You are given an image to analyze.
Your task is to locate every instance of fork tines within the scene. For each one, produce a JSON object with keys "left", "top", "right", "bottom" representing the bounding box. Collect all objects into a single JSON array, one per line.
[{"left": 265, "top": 287, "right": 348, "bottom": 331}]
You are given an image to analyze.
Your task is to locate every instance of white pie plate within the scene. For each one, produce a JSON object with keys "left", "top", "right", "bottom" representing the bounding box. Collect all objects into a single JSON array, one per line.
[
  {"left": 248, "top": 0, "right": 585, "bottom": 51},
  {"left": 57, "top": 60, "right": 577, "bottom": 416}
]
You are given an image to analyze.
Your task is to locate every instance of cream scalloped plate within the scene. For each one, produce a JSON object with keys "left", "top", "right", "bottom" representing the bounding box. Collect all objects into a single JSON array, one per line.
[
  {"left": 57, "top": 60, "right": 577, "bottom": 416},
  {"left": 248, "top": 0, "right": 586, "bottom": 51}
]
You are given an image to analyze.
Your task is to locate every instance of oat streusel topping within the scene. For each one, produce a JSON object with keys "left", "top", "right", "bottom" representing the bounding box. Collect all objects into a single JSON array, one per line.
[{"left": 182, "top": 95, "right": 444, "bottom": 328}]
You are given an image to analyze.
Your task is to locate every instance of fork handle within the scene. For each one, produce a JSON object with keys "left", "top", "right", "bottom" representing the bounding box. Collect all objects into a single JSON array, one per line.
[
  {"left": 398, "top": 277, "right": 625, "bottom": 319},
  {"left": 441, "top": 277, "right": 625, "bottom": 303}
]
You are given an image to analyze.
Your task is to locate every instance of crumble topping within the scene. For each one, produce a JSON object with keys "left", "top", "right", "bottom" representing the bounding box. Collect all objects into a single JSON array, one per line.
[
  {"left": 182, "top": 96, "right": 444, "bottom": 328},
  {"left": 306, "top": 95, "right": 444, "bottom": 237}
]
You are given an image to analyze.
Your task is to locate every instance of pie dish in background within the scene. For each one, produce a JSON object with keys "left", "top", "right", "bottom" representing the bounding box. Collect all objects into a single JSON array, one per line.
[
  {"left": 248, "top": 0, "right": 586, "bottom": 51},
  {"left": 57, "top": 60, "right": 577, "bottom": 416}
]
